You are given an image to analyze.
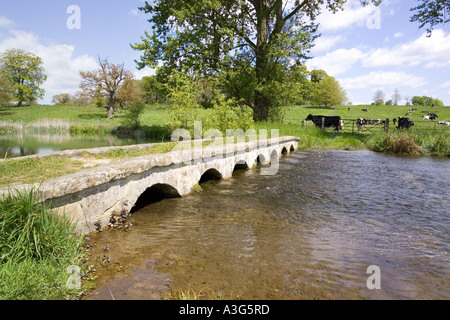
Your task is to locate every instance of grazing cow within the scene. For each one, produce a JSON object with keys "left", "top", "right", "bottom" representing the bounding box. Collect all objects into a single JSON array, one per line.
[
  {"left": 304, "top": 114, "right": 342, "bottom": 132},
  {"left": 356, "top": 118, "right": 383, "bottom": 133},
  {"left": 438, "top": 121, "right": 450, "bottom": 126},
  {"left": 405, "top": 111, "right": 412, "bottom": 116},
  {"left": 357, "top": 118, "right": 367, "bottom": 133},
  {"left": 393, "top": 118, "right": 397, "bottom": 125},
  {"left": 409, "top": 108, "right": 417, "bottom": 112},
  {"left": 422, "top": 115, "right": 430, "bottom": 120},
  {"left": 362, "top": 108, "right": 370, "bottom": 112},
  {"left": 397, "top": 117, "right": 414, "bottom": 129},
  {"left": 428, "top": 112, "right": 438, "bottom": 120}
]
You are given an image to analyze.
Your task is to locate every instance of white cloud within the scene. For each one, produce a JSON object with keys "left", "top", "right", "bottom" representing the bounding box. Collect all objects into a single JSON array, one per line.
[
  {"left": 439, "top": 81, "right": 450, "bottom": 89},
  {"left": 0, "top": 28, "right": 97, "bottom": 103},
  {"left": 315, "top": 0, "right": 378, "bottom": 32},
  {"left": 306, "top": 48, "right": 367, "bottom": 76},
  {"left": 393, "top": 32, "right": 404, "bottom": 38},
  {"left": 0, "top": 16, "right": 13, "bottom": 27},
  {"left": 339, "top": 71, "right": 428, "bottom": 90},
  {"left": 133, "top": 66, "right": 156, "bottom": 79},
  {"left": 129, "top": 9, "right": 140, "bottom": 16},
  {"left": 362, "top": 30, "right": 450, "bottom": 69},
  {"left": 311, "top": 35, "right": 345, "bottom": 53}
]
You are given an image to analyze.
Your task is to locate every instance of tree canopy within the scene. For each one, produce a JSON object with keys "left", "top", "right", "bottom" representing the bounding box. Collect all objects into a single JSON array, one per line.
[
  {"left": 410, "top": 0, "right": 450, "bottom": 36},
  {"left": 132, "top": 0, "right": 381, "bottom": 121},
  {"left": 0, "top": 49, "right": 47, "bottom": 107},
  {"left": 79, "top": 57, "right": 135, "bottom": 119},
  {"left": 311, "top": 73, "right": 347, "bottom": 107}
]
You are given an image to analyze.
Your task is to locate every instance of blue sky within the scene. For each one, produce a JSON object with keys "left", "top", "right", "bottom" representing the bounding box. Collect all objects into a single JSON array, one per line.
[{"left": 0, "top": 0, "right": 449, "bottom": 105}]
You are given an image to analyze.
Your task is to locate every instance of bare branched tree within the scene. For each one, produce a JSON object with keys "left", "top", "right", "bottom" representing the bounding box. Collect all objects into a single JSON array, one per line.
[{"left": 80, "top": 57, "right": 134, "bottom": 119}]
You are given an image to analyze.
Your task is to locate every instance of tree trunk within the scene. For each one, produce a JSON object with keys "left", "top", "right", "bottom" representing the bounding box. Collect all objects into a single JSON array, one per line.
[
  {"left": 107, "top": 95, "right": 115, "bottom": 119},
  {"left": 107, "top": 106, "right": 115, "bottom": 119},
  {"left": 253, "top": 0, "right": 270, "bottom": 122}
]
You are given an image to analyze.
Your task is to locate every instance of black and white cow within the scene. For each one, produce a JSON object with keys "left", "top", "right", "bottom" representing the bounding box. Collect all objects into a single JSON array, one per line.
[
  {"left": 304, "top": 114, "right": 343, "bottom": 132},
  {"left": 397, "top": 117, "right": 414, "bottom": 129}
]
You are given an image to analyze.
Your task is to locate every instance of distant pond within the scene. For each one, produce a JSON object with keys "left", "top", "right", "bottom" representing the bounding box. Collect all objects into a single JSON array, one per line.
[{"left": 0, "top": 132, "right": 161, "bottom": 158}]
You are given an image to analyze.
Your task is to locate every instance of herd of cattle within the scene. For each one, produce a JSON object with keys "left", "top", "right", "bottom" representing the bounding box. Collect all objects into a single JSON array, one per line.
[{"left": 303, "top": 110, "right": 450, "bottom": 133}]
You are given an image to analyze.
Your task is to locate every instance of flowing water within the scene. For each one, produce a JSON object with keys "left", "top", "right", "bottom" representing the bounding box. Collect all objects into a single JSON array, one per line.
[{"left": 85, "top": 150, "right": 449, "bottom": 300}]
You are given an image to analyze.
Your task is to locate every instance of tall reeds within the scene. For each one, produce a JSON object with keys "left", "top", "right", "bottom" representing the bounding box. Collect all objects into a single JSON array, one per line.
[{"left": 0, "top": 188, "right": 85, "bottom": 299}]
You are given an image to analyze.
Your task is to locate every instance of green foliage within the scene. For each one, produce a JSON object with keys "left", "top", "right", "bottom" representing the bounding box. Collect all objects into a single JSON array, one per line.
[
  {"left": 132, "top": 1, "right": 381, "bottom": 121},
  {"left": 141, "top": 75, "right": 168, "bottom": 104},
  {"left": 0, "top": 49, "right": 47, "bottom": 106},
  {"left": 385, "top": 99, "right": 393, "bottom": 106},
  {"left": 165, "top": 72, "right": 254, "bottom": 136},
  {"left": 208, "top": 91, "right": 254, "bottom": 135},
  {"left": 0, "top": 77, "right": 13, "bottom": 106},
  {"left": 120, "top": 101, "right": 146, "bottom": 130},
  {"left": 52, "top": 93, "right": 72, "bottom": 106},
  {"left": 410, "top": 0, "right": 450, "bottom": 35},
  {"left": 311, "top": 75, "right": 347, "bottom": 107},
  {"left": 411, "top": 95, "right": 444, "bottom": 106},
  {"left": 0, "top": 189, "right": 86, "bottom": 299}
]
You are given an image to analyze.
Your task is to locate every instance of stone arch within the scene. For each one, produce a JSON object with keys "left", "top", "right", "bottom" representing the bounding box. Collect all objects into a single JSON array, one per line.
[
  {"left": 199, "top": 168, "right": 223, "bottom": 184},
  {"left": 233, "top": 159, "right": 249, "bottom": 171},
  {"left": 281, "top": 146, "right": 288, "bottom": 155},
  {"left": 290, "top": 145, "right": 295, "bottom": 152},
  {"left": 131, "top": 183, "right": 181, "bottom": 213},
  {"left": 270, "top": 149, "right": 279, "bottom": 159}
]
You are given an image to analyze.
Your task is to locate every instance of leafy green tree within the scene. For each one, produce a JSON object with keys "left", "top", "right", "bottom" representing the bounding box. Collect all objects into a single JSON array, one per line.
[
  {"left": 410, "top": 0, "right": 450, "bottom": 36},
  {"left": 141, "top": 75, "right": 168, "bottom": 104},
  {"left": 0, "top": 77, "right": 13, "bottom": 106},
  {"left": 51, "top": 93, "right": 72, "bottom": 105},
  {"left": 0, "top": 49, "right": 47, "bottom": 107},
  {"left": 310, "top": 69, "right": 329, "bottom": 83},
  {"left": 433, "top": 98, "right": 444, "bottom": 107},
  {"left": 311, "top": 75, "right": 347, "bottom": 107},
  {"left": 132, "top": 0, "right": 380, "bottom": 121},
  {"left": 411, "top": 95, "right": 444, "bottom": 106}
]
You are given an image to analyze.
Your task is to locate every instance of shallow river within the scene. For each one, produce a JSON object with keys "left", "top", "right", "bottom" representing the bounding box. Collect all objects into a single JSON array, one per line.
[{"left": 86, "top": 150, "right": 449, "bottom": 300}]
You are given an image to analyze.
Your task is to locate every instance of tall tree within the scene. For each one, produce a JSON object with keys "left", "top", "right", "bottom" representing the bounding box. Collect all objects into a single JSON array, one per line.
[
  {"left": 80, "top": 57, "right": 134, "bottom": 119},
  {"left": 373, "top": 89, "right": 385, "bottom": 105},
  {"left": 0, "top": 49, "right": 47, "bottom": 107},
  {"left": 311, "top": 75, "right": 347, "bottom": 107},
  {"left": 410, "top": 0, "right": 450, "bottom": 36},
  {"left": 391, "top": 88, "right": 401, "bottom": 106},
  {"left": 132, "top": 0, "right": 381, "bottom": 121}
]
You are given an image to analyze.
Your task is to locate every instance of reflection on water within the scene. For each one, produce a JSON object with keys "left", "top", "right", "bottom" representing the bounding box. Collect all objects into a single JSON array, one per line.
[
  {"left": 86, "top": 151, "right": 450, "bottom": 300},
  {"left": 0, "top": 133, "right": 158, "bottom": 158}
]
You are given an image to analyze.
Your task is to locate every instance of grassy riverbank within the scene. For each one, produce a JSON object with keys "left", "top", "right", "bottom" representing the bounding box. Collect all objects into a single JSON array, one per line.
[{"left": 0, "top": 189, "right": 86, "bottom": 300}]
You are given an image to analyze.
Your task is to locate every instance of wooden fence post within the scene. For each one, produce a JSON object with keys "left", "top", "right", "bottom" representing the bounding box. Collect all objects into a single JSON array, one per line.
[
  {"left": 321, "top": 117, "right": 325, "bottom": 131},
  {"left": 385, "top": 118, "right": 389, "bottom": 133}
]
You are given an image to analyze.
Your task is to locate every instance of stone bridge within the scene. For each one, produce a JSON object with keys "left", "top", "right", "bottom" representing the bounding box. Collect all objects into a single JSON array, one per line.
[{"left": 3, "top": 136, "right": 299, "bottom": 234}]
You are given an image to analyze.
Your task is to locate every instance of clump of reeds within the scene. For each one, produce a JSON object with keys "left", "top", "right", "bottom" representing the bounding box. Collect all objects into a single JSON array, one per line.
[
  {"left": 365, "top": 129, "right": 450, "bottom": 156},
  {"left": 0, "top": 188, "right": 86, "bottom": 299}
]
